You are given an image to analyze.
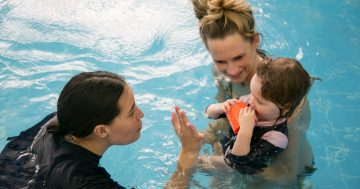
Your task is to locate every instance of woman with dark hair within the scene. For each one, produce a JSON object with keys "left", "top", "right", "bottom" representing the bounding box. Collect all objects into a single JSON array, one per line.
[{"left": 0, "top": 71, "right": 202, "bottom": 189}]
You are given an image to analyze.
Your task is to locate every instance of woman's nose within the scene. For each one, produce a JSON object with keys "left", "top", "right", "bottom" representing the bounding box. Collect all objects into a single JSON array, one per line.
[
  {"left": 137, "top": 107, "right": 144, "bottom": 119},
  {"left": 227, "top": 62, "right": 239, "bottom": 76}
]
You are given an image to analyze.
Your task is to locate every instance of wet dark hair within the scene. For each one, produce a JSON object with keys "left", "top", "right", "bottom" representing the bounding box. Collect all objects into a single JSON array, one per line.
[
  {"left": 256, "top": 58, "right": 311, "bottom": 118},
  {"left": 47, "top": 71, "right": 127, "bottom": 137}
]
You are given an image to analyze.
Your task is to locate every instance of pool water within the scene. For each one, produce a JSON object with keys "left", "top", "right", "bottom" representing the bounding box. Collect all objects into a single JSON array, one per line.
[{"left": 0, "top": 0, "right": 359, "bottom": 188}]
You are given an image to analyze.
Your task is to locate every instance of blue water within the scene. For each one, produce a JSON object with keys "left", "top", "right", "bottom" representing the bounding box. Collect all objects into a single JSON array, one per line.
[{"left": 0, "top": 0, "right": 359, "bottom": 188}]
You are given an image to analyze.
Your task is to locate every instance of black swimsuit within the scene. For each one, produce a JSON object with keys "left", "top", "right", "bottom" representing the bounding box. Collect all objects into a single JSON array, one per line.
[
  {"left": 0, "top": 113, "right": 126, "bottom": 189},
  {"left": 220, "top": 120, "right": 288, "bottom": 174}
]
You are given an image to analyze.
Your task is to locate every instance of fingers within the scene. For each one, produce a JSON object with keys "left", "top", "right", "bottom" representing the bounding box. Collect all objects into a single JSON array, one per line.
[
  {"left": 178, "top": 110, "right": 188, "bottom": 130},
  {"left": 174, "top": 106, "right": 180, "bottom": 113},
  {"left": 225, "top": 103, "right": 231, "bottom": 112},
  {"left": 173, "top": 106, "right": 203, "bottom": 138},
  {"left": 174, "top": 106, "right": 191, "bottom": 133},
  {"left": 186, "top": 123, "right": 205, "bottom": 141},
  {"left": 174, "top": 106, "right": 185, "bottom": 127},
  {"left": 240, "top": 108, "right": 244, "bottom": 116},
  {"left": 185, "top": 122, "right": 197, "bottom": 136},
  {"left": 224, "top": 100, "right": 233, "bottom": 112},
  {"left": 227, "top": 98, "right": 239, "bottom": 104},
  {"left": 243, "top": 106, "right": 253, "bottom": 112},
  {"left": 249, "top": 108, "right": 255, "bottom": 115},
  {"left": 224, "top": 99, "right": 240, "bottom": 112},
  {"left": 240, "top": 106, "right": 255, "bottom": 115},
  {"left": 175, "top": 106, "right": 190, "bottom": 126},
  {"left": 232, "top": 98, "right": 239, "bottom": 103},
  {"left": 240, "top": 107, "right": 256, "bottom": 123},
  {"left": 171, "top": 110, "right": 178, "bottom": 125},
  {"left": 174, "top": 106, "right": 180, "bottom": 116},
  {"left": 171, "top": 111, "right": 180, "bottom": 135},
  {"left": 186, "top": 122, "right": 198, "bottom": 134},
  {"left": 173, "top": 106, "right": 185, "bottom": 136}
]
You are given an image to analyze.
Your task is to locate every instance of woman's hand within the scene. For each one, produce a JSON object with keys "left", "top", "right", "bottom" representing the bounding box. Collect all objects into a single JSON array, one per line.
[
  {"left": 166, "top": 107, "right": 205, "bottom": 188},
  {"left": 172, "top": 106, "right": 204, "bottom": 155}
]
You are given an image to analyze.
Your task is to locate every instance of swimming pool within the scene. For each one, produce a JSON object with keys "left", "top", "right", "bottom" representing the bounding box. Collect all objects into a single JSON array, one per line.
[{"left": 0, "top": 0, "right": 359, "bottom": 188}]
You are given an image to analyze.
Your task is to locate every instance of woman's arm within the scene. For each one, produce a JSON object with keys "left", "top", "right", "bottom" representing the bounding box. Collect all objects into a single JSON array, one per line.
[{"left": 165, "top": 107, "right": 204, "bottom": 189}]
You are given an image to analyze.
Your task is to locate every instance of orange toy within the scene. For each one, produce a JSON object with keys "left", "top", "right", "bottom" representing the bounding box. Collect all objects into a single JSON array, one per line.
[{"left": 226, "top": 101, "right": 247, "bottom": 134}]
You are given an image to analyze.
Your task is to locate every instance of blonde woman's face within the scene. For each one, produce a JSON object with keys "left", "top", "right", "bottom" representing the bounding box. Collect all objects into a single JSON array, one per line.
[{"left": 207, "top": 33, "right": 259, "bottom": 85}]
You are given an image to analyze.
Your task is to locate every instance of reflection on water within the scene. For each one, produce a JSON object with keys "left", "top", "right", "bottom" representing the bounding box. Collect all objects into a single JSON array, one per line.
[{"left": 1, "top": 0, "right": 360, "bottom": 188}]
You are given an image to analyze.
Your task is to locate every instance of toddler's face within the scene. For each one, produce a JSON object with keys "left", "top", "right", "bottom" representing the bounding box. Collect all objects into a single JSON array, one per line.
[{"left": 248, "top": 74, "right": 280, "bottom": 122}]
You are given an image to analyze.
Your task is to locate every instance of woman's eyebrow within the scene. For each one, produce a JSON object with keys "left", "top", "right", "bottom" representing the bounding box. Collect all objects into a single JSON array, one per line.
[
  {"left": 213, "top": 53, "right": 245, "bottom": 62},
  {"left": 233, "top": 53, "right": 245, "bottom": 59}
]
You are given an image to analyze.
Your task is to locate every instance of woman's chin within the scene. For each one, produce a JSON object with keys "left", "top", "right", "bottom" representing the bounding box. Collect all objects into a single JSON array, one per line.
[{"left": 229, "top": 74, "right": 247, "bottom": 84}]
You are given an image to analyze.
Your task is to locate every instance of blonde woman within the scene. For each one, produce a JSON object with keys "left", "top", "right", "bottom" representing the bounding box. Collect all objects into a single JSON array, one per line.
[{"left": 191, "top": 0, "right": 315, "bottom": 186}]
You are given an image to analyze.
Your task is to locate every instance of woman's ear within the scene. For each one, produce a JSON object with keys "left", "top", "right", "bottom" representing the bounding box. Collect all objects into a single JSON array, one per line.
[
  {"left": 93, "top": 125, "right": 110, "bottom": 138},
  {"left": 252, "top": 33, "right": 260, "bottom": 50}
]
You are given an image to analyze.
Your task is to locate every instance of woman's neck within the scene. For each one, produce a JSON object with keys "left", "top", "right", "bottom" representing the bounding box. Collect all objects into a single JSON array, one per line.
[
  {"left": 244, "top": 53, "right": 263, "bottom": 85},
  {"left": 65, "top": 134, "right": 109, "bottom": 156}
]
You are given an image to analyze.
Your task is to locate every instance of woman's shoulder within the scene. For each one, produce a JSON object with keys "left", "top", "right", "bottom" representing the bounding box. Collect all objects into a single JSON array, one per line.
[
  {"left": 50, "top": 136, "right": 102, "bottom": 169},
  {"left": 48, "top": 153, "right": 125, "bottom": 189},
  {"left": 50, "top": 156, "right": 106, "bottom": 178}
]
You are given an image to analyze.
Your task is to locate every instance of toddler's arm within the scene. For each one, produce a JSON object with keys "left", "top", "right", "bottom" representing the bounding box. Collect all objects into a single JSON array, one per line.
[
  {"left": 231, "top": 106, "right": 256, "bottom": 155},
  {"left": 205, "top": 99, "right": 239, "bottom": 119}
]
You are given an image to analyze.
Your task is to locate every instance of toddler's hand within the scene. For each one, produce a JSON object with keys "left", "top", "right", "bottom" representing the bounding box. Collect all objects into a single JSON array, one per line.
[
  {"left": 206, "top": 99, "right": 238, "bottom": 118},
  {"left": 221, "top": 99, "right": 239, "bottom": 113},
  {"left": 239, "top": 106, "right": 256, "bottom": 133}
]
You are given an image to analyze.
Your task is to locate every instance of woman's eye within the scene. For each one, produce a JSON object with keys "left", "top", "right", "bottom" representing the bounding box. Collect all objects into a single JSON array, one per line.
[
  {"left": 234, "top": 56, "right": 243, "bottom": 61},
  {"left": 215, "top": 61, "right": 226, "bottom": 64}
]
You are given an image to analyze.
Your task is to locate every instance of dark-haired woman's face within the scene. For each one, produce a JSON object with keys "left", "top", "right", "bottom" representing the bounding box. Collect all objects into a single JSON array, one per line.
[
  {"left": 106, "top": 85, "right": 144, "bottom": 145},
  {"left": 207, "top": 33, "right": 259, "bottom": 85}
]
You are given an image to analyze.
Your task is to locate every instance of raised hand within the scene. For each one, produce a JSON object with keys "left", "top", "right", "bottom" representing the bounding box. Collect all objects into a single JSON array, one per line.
[{"left": 171, "top": 106, "right": 204, "bottom": 154}]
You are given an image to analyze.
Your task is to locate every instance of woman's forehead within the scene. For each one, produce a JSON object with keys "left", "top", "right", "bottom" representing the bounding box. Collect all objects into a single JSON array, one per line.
[{"left": 119, "top": 85, "right": 135, "bottom": 110}]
